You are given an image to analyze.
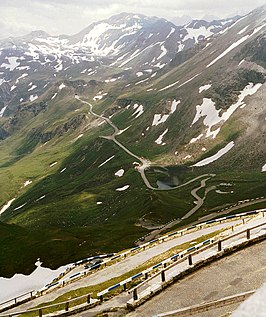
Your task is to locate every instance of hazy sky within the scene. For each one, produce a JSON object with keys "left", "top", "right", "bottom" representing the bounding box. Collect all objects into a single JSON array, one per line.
[{"left": 1, "top": 0, "right": 266, "bottom": 38}]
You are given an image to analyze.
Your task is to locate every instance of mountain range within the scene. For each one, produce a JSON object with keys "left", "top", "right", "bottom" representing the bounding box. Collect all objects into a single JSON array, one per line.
[{"left": 0, "top": 6, "right": 265, "bottom": 277}]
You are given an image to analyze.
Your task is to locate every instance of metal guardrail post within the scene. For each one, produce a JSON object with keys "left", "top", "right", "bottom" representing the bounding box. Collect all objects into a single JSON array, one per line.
[
  {"left": 38, "top": 308, "right": 42, "bottom": 317},
  {"left": 188, "top": 254, "right": 193, "bottom": 266},
  {"left": 145, "top": 272, "right": 148, "bottom": 279},
  {"left": 100, "top": 295, "right": 103, "bottom": 302},
  {"left": 123, "top": 283, "right": 127, "bottom": 291},
  {"left": 231, "top": 226, "right": 234, "bottom": 231},
  {"left": 218, "top": 240, "right": 222, "bottom": 252},
  {"left": 133, "top": 289, "right": 138, "bottom": 301},
  {"left": 87, "top": 294, "right": 91, "bottom": 304},
  {"left": 161, "top": 270, "right": 166, "bottom": 282},
  {"left": 65, "top": 301, "right": 69, "bottom": 311},
  {"left": 247, "top": 229, "right": 251, "bottom": 240}
]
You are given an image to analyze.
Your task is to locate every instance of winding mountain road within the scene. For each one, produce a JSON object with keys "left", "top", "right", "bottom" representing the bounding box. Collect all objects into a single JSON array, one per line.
[{"left": 75, "top": 96, "right": 216, "bottom": 220}]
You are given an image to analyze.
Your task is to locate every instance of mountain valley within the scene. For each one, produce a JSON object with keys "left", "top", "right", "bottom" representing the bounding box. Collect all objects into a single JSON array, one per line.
[{"left": 0, "top": 6, "right": 266, "bottom": 278}]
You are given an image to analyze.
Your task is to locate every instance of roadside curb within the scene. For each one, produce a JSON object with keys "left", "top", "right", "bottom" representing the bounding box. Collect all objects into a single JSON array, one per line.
[{"left": 127, "top": 234, "right": 266, "bottom": 309}]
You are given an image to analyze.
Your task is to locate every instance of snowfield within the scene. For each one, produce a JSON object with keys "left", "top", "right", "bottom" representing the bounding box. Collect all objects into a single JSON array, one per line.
[
  {"left": 0, "top": 261, "right": 68, "bottom": 303},
  {"left": 193, "top": 141, "right": 235, "bottom": 167},
  {"left": 191, "top": 83, "right": 263, "bottom": 139},
  {"left": 0, "top": 57, "right": 20, "bottom": 71},
  {"left": 207, "top": 23, "right": 266, "bottom": 68}
]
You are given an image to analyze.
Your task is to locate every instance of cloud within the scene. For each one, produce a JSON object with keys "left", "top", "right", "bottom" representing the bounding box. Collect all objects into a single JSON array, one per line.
[{"left": 0, "top": 0, "right": 265, "bottom": 39}]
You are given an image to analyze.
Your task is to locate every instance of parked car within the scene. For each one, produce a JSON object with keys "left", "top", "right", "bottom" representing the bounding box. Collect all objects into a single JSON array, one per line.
[{"left": 84, "top": 259, "right": 102, "bottom": 270}]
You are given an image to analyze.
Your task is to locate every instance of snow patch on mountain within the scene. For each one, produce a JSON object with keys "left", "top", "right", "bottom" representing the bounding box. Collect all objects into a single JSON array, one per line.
[
  {"left": 29, "top": 95, "right": 38, "bottom": 102},
  {"left": 0, "top": 198, "right": 15, "bottom": 215},
  {"left": 1, "top": 57, "right": 20, "bottom": 71},
  {"left": 166, "top": 27, "right": 175, "bottom": 39},
  {"left": 159, "top": 80, "right": 180, "bottom": 91},
  {"left": 51, "top": 93, "right": 57, "bottom": 100},
  {"left": 184, "top": 26, "right": 213, "bottom": 43},
  {"left": 93, "top": 92, "right": 107, "bottom": 101},
  {"left": 28, "top": 85, "right": 37, "bottom": 91},
  {"left": 135, "top": 78, "right": 149, "bottom": 85},
  {"left": 238, "top": 25, "right": 249, "bottom": 34},
  {"left": 36, "top": 195, "right": 46, "bottom": 201},
  {"left": 0, "top": 261, "right": 68, "bottom": 303},
  {"left": 208, "top": 23, "right": 266, "bottom": 68},
  {"left": 115, "top": 169, "right": 125, "bottom": 177},
  {"left": 79, "top": 21, "right": 142, "bottom": 56},
  {"left": 191, "top": 82, "right": 262, "bottom": 139},
  {"left": 98, "top": 155, "right": 115, "bottom": 167},
  {"left": 199, "top": 83, "right": 212, "bottom": 93},
  {"left": 116, "top": 185, "right": 130, "bottom": 191},
  {"left": 0, "top": 106, "right": 7, "bottom": 117},
  {"left": 59, "top": 83, "right": 66, "bottom": 90},
  {"left": 132, "top": 104, "right": 144, "bottom": 118},
  {"left": 170, "top": 100, "right": 180, "bottom": 113},
  {"left": 152, "top": 100, "right": 180, "bottom": 126},
  {"left": 14, "top": 203, "right": 27, "bottom": 211},
  {"left": 0, "top": 78, "right": 6, "bottom": 85},
  {"left": 155, "top": 128, "right": 168, "bottom": 145},
  {"left": 193, "top": 141, "right": 235, "bottom": 166},
  {"left": 207, "top": 34, "right": 250, "bottom": 67},
  {"left": 24, "top": 180, "right": 32, "bottom": 187},
  {"left": 152, "top": 114, "right": 169, "bottom": 126},
  {"left": 157, "top": 45, "right": 167, "bottom": 60},
  {"left": 178, "top": 73, "right": 200, "bottom": 88},
  {"left": 15, "top": 73, "right": 28, "bottom": 84},
  {"left": 190, "top": 134, "right": 204, "bottom": 144}
]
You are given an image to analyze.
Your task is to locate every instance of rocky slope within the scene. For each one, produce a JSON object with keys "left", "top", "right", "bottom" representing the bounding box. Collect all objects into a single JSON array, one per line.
[{"left": 0, "top": 13, "right": 237, "bottom": 117}]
